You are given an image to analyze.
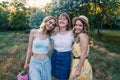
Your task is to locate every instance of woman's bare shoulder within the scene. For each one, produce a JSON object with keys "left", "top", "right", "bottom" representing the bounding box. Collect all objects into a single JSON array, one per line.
[
  {"left": 78, "top": 33, "right": 88, "bottom": 39},
  {"left": 30, "top": 29, "right": 38, "bottom": 34}
]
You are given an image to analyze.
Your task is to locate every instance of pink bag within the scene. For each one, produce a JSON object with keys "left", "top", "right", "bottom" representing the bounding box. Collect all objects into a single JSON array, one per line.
[{"left": 17, "top": 71, "right": 29, "bottom": 80}]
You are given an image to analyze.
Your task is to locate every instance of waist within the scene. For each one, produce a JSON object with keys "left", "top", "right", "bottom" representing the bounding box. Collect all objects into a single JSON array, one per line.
[
  {"left": 33, "top": 54, "right": 48, "bottom": 59},
  {"left": 32, "top": 48, "right": 49, "bottom": 54},
  {"left": 73, "top": 55, "right": 88, "bottom": 59},
  {"left": 54, "top": 49, "right": 71, "bottom": 53},
  {"left": 73, "top": 56, "right": 80, "bottom": 59},
  {"left": 54, "top": 48, "right": 72, "bottom": 52},
  {"left": 30, "top": 56, "right": 49, "bottom": 64}
]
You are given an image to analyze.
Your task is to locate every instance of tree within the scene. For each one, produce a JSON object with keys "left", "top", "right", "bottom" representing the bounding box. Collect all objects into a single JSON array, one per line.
[
  {"left": 28, "top": 10, "right": 46, "bottom": 29},
  {"left": 8, "top": 0, "right": 29, "bottom": 30},
  {"left": 0, "top": 1, "right": 9, "bottom": 31},
  {"left": 49, "top": 0, "right": 120, "bottom": 36}
]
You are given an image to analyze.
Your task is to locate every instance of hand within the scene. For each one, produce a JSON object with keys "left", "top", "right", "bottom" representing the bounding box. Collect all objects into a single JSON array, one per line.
[
  {"left": 52, "top": 27, "right": 59, "bottom": 35},
  {"left": 24, "top": 64, "right": 29, "bottom": 70},
  {"left": 54, "top": 27, "right": 59, "bottom": 32},
  {"left": 86, "top": 54, "right": 89, "bottom": 58},
  {"left": 73, "top": 67, "right": 81, "bottom": 78},
  {"left": 72, "top": 70, "right": 80, "bottom": 78}
]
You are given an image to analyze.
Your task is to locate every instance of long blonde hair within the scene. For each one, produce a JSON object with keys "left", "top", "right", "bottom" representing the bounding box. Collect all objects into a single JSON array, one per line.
[{"left": 39, "top": 16, "right": 57, "bottom": 35}]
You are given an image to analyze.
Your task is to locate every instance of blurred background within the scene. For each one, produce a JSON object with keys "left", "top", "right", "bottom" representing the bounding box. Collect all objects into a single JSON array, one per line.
[{"left": 0, "top": 0, "right": 120, "bottom": 80}]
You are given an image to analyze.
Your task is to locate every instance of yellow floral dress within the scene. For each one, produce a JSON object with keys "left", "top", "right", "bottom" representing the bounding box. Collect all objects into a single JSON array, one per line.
[{"left": 69, "top": 42, "right": 93, "bottom": 80}]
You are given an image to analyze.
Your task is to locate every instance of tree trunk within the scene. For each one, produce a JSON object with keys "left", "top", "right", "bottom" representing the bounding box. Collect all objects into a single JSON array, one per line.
[
  {"left": 97, "top": 17, "right": 103, "bottom": 40},
  {"left": 100, "top": 18, "right": 104, "bottom": 36}
]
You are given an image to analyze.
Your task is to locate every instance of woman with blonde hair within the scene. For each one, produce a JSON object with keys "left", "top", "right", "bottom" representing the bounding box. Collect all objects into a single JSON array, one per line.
[
  {"left": 24, "top": 16, "right": 57, "bottom": 80},
  {"left": 69, "top": 15, "right": 93, "bottom": 80}
]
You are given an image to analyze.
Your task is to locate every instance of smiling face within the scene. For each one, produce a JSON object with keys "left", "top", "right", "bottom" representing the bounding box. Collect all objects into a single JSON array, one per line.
[
  {"left": 45, "top": 19, "right": 56, "bottom": 31},
  {"left": 40, "top": 16, "right": 56, "bottom": 35},
  {"left": 58, "top": 15, "right": 68, "bottom": 28},
  {"left": 74, "top": 20, "right": 83, "bottom": 34}
]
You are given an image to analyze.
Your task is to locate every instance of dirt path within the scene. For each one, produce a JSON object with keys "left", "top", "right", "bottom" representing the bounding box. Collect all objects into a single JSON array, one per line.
[{"left": 91, "top": 43, "right": 120, "bottom": 59}]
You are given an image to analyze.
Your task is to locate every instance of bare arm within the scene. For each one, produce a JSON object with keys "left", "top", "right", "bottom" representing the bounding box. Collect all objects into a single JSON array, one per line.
[
  {"left": 48, "top": 37, "right": 54, "bottom": 57},
  {"left": 52, "top": 27, "right": 59, "bottom": 35},
  {"left": 74, "top": 33, "right": 89, "bottom": 77},
  {"left": 24, "top": 30, "right": 34, "bottom": 69},
  {"left": 49, "top": 39, "right": 54, "bottom": 51}
]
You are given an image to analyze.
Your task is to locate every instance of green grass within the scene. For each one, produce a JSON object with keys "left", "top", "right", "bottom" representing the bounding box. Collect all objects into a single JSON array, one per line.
[
  {"left": 89, "top": 30, "right": 120, "bottom": 54},
  {"left": 0, "top": 31, "right": 28, "bottom": 80},
  {"left": 0, "top": 30, "right": 120, "bottom": 80},
  {"left": 89, "top": 47, "right": 120, "bottom": 80}
]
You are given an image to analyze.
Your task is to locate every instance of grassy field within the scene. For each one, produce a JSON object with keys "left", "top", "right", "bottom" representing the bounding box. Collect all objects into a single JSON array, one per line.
[
  {"left": 89, "top": 30, "right": 120, "bottom": 54},
  {"left": 0, "top": 30, "right": 120, "bottom": 80},
  {"left": 0, "top": 31, "right": 29, "bottom": 80}
]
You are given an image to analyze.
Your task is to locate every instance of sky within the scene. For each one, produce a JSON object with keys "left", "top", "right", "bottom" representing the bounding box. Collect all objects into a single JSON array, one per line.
[
  {"left": 26, "top": 0, "right": 52, "bottom": 8},
  {"left": 0, "top": 0, "right": 52, "bottom": 8},
  {"left": 0, "top": 0, "right": 12, "bottom": 2}
]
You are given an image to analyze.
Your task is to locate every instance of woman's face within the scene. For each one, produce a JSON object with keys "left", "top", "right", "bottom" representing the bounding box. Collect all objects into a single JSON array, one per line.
[
  {"left": 58, "top": 16, "right": 68, "bottom": 28},
  {"left": 74, "top": 20, "right": 83, "bottom": 34},
  {"left": 45, "top": 19, "right": 56, "bottom": 30}
]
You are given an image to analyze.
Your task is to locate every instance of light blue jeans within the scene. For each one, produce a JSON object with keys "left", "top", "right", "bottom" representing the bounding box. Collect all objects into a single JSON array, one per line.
[{"left": 29, "top": 56, "right": 51, "bottom": 80}]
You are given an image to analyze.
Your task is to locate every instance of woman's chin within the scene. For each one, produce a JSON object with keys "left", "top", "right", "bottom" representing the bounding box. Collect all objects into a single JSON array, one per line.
[
  {"left": 46, "top": 28, "right": 52, "bottom": 31},
  {"left": 75, "top": 31, "right": 80, "bottom": 34}
]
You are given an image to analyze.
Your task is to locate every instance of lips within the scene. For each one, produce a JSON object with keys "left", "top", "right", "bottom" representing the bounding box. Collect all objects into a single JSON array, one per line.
[
  {"left": 46, "top": 26, "right": 52, "bottom": 30},
  {"left": 59, "top": 22, "right": 64, "bottom": 25},
  {"left": 75, "top": 28, "right": 81, "bottom": 33},
  {"left": 59, "top": 22, "right": 66, "bottom": 27},
  {"left": 75, "top": 28, "right": 80, "bottom": 31}
]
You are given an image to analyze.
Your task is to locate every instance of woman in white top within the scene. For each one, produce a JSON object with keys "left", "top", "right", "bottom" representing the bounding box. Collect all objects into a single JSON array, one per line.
[{"left": 51, "top": 13, "right": 74, "bottom": 80}]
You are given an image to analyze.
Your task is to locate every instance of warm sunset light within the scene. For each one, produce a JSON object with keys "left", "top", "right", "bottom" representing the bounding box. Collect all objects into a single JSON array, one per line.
[
  {"left": 0, "top": 0, "right": 13, "bottom": 2},
  {"left": 0, "top": 0, "right": 52, "bottom": 8},
  {"left": 26, "top": 0, "right": 52, "bottom": 8}
]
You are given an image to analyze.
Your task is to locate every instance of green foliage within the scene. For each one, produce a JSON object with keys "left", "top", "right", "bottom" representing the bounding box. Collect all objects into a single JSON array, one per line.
[
  {"left": 49, "top": 0, "right": 96, "bottom": 28},
  {"left": 112, "top": 16, "right": 120, "bottom": 29},
  {"left": 8, "top": 1, "right": 29, "bottom": 30},
  {"left": 0, "top": 0, "right": 31, "bottom": 31},
  {"left": 92, "top": 0, "right": 120, "bottom": 29},
  {"left": 0, "top": 3, "right": 9, "bottom": 31},
  {"left": 49, "top": 0, "right": 120, "bottom": 30},
  {"left": 8, "top": 11, "right": 29, "bottom": 30},
  {"left": 28, "top": 10, "right": 46, "bottom": 29}
]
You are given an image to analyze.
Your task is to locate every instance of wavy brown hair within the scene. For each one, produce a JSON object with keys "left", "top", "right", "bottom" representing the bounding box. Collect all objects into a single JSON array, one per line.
[
  {"left": 72, "top": 16, "right": 90, "bottom": 43},
  {"left": 58, "top": 13, "right": 71, "bottom": 31}
]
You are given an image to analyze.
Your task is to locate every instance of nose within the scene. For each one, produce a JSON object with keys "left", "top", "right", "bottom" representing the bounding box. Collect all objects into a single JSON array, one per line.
[
  {"left": 59, "top": 19, "right": 64, "bottom": 23},
  {"left": 76, "top": 26, "right": 79, "bottom": 28},
  {"left": 50, "top": 24, "right": 54, "bottom": 28}
]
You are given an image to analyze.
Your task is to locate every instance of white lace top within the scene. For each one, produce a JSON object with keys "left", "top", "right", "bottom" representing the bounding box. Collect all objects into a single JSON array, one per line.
[{"left": 52, "top": 31, "right": 74, "bottom": 52}]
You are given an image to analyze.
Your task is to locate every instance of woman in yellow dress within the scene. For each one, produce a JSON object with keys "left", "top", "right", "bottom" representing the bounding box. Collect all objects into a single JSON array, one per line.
[{"left": 69, "top": 15, "right": 93, "bottom": 80}]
